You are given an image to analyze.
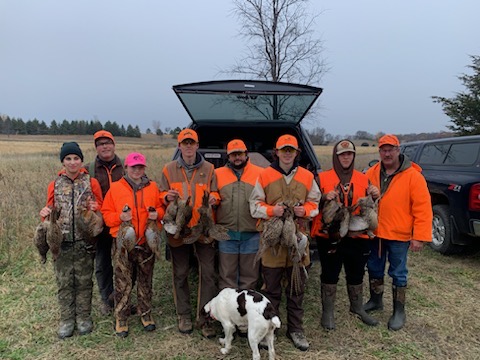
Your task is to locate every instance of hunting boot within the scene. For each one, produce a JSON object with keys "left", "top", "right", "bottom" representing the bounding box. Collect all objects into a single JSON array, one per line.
[
  {"left": 363, "top": 278, "right": 384, "bottom": 312},
  {"left": 178, "top": 314, "right": 193, "bottom": 334},
  {"left": 141, "top": 311, "right": 156, "bottom": 332},
  {"left": 115, "top": 318, "right": 129, "bottom": 338},
  {"left": 77, "top": 318, "right": 93, "bottom": 335},
  {"left": 388, "top": 285, "right": 406, "bottom": 331},
  {"left": 321, "top": 283, "right": 337, "bottom": 330},
  {"left": 58, "top": 320, "right": 75, "bottom": 339},
  {"left": 347, "top": 284, "right": 379, "bottom": 326}
]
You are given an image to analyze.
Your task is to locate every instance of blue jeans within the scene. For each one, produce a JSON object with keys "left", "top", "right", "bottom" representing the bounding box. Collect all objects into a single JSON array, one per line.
[
  {"left": 217, "top": 231, "right": 260, "bottom": 254},
  {"left": 367, "top": 238, "right": 410, "bottom": 287}
]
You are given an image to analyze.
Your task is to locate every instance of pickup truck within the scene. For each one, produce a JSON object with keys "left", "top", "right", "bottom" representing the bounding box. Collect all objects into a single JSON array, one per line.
[{"left": 400, "top": 135, "right": 480, "bottom": 254}]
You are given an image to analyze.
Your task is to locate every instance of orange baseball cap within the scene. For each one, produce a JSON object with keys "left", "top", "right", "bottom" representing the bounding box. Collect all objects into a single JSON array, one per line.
[
  {"left": 276, "top": 134, "right": 299, "bottom": 150},
  {"left": 177, "top": 129, "right": 199, "bottom": 143},
  {"left": 93, "top": 130, "right": 115, "bottom": 145},
  {"left": 378, "top": 134, "right": 400, "bottom": 147},
  {"left": 227, "top": 139, "right": 248, "bottom": 155}
]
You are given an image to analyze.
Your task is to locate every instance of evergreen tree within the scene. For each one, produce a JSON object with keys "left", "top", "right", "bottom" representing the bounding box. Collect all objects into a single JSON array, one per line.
[{"left": 432, "top": 55, "right": 480, "bottom": 135}]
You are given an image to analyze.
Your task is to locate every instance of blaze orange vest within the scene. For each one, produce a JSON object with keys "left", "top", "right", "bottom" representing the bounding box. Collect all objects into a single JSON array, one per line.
[{"left": 311, "top": 169, "right": 369, "bottom": 239}]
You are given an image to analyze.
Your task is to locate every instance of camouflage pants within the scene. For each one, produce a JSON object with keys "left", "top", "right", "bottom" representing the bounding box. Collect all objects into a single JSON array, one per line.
[
  {"left": 113, "top": 242, "right": 155, "bottom": 320},
  {"left": 54, "top": 240, "right": 94, "bottom": 323}
]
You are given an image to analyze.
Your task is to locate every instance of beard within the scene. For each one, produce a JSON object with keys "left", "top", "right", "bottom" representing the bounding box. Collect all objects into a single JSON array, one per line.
[{"left": 231, "top": 160, "right": 247, "bottom": 170}]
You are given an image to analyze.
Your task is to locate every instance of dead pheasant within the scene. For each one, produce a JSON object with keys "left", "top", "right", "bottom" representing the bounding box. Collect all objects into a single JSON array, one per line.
[
  {"left": 33, "top": 206, "right": 63, "bottom": 263},
  {"left": 280, "top": 203, "right": 297, "bottom": 247},
  {"left": 162, "top": 196, "right": 179, "bottom": 235},
  {"left": 76, "top": 207, "right": 103, "bottom": 251},
  {"left": 322, "top": 199, "right": 350, "bottom": 239},
  {"left": 290, "top": 231, "right": 309, "bottom": 296},
  {"left": 163, "top": 195, "right": 193, "bottom": 239},
  {"left": 348, "top": 194, "right": 379, "bottom": 238},
  {"left": 254, "top": 215, "right": 283, "bottom": 264},
  {"left": 145, "top": 206, "right": 162, "bottom": 259},
  {"left": 116, "top": 205, "right": 136, "bottom": 254},
  {"left": 183, "top": 191, "right": 230, "bottom": 244},
  {"left": 255, "top": 201, "right": 298, "bottom": 264},
  {"left": 174, "top": 196, "right": 193, "bottom": 240}
]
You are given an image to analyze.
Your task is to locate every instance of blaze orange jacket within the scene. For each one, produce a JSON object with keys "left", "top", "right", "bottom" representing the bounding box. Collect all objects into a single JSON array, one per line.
[
  {"left": 311, "top": 169, "right": 369, "bottom": 239},
  {"left": 366, "top": 160, "right": 432, "bottom": 242},
  {"left": 101, "top": 177, "right": 164, "bottom": 245}
]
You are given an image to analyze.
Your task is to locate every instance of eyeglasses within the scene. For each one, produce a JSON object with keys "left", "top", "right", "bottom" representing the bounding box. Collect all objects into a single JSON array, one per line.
[
  {"left": 279, "top": 147, "right": 297, "bottom": 153},
  {"left": 96, "top": 140, "right": 113, "bottom": 147},
  {"left": 379, "top": 147, "right": 399, "bottom": 154},
  {"left": 181, "top": 139, "right": 197, "bottom": 146}
]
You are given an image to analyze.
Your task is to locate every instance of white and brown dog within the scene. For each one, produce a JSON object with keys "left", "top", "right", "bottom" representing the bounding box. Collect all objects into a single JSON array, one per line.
[{"left": 201, "top": 288, "right": 281, "bottom": 360}]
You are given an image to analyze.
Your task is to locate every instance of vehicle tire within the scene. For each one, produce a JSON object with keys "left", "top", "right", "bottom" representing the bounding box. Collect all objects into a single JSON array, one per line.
[{"left": 430, "top": 204, "right": 458, "bottom": 254}]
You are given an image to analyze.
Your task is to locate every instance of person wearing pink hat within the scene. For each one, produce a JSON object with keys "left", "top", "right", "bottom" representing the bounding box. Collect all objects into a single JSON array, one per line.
[
  {"left": 364, "top": 134, "right": 432, "bottom": 331},
  {"left": 215, "top": 139, "right": 263, "bottom": 292},
  {"left": 101, "top": 152, "right": 165, "bottom": 337},
  {"left": 249, "top": 134, "right": 321, "bottom": 351}
]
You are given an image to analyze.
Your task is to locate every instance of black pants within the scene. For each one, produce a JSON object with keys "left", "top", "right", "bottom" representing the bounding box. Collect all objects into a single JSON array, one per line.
[
  {"left": 316, "top": 236, "right": 370, "bottom": 285},
  {"left": 95, "top": 228, "right": 114, "bottom": 304}
]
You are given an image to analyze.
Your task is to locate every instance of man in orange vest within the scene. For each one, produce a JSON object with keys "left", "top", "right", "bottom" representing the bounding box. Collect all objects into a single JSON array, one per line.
[
  {"left": 215, "top": 139, "right": 263, "bottom": 291},
  {"left": 159, "top": 129, "right": 220, "bottom": 338},
  {"left": 364, "top": 134, "right": 432, "bottom": 330},
  {"left": 250, "top": 134, "right": 321, "bottom": 351}
]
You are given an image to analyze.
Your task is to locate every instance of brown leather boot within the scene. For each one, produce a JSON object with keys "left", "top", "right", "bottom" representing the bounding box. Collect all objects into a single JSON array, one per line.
[
  {"left": 141, "top": 312, "right": 156, "bottom": 332},
  {"left": 178, "top": 314, "right": 193, "bottom": 334},
  {"left": 115, "top": 318, "right": 128, "bottom": 338}
]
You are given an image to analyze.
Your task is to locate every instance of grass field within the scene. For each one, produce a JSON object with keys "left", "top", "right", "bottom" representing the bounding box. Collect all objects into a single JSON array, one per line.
[{"left": 1, "top": 135, "right": 479, "bottom": 360}]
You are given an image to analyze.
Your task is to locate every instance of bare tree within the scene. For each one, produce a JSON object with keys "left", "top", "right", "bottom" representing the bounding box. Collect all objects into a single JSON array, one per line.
[
  {"left": 227, "top": 0, "right": 327, "bottom": 85},
  {"left": 151, "top": 120, "right": 162, "bottom": 133}
]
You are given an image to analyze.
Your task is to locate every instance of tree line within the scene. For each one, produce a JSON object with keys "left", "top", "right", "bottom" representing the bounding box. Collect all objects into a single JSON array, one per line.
[{"left": 0, "top": 116, "right": 143, "bottom": 138}]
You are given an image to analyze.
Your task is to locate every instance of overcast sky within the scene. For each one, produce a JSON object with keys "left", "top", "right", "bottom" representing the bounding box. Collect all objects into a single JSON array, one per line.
[{"left": 1, "top": 0, "right": 478, "bottom": 136}]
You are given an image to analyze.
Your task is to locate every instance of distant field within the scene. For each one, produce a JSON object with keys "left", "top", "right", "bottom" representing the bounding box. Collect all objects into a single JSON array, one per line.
[
  {"left": 1, "top": 136, "right": 479, "bottom": 360},
  {"left": 314, "top": 145, "right": 378, "bottom": 171}
]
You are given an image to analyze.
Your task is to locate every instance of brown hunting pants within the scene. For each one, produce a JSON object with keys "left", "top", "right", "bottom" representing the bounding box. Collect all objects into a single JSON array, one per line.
[{"left": 169, "top": 242, "right": 217, "bottom": 322}]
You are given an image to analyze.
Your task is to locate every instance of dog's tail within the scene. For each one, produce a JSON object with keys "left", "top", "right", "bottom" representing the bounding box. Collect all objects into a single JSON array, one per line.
[{"left": 272, "top": 316, "right": 281, "bottom": 329}]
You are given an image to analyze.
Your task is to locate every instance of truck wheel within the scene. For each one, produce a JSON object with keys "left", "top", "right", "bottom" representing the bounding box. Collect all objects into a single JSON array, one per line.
[{"left": 431, "top": 204, "right": 458, "bottom": 254}]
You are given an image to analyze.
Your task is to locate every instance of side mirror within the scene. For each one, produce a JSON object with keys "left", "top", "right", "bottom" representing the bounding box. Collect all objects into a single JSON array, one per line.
[{"left": 368, "top": 159, "right": 379, "bottom": 167}]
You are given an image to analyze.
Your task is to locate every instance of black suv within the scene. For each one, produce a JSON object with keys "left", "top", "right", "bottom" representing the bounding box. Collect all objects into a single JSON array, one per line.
[
  {"left": 400, "top": 135, "right": 480, "bottom": 254},
  {"left": 171, "top": 80, "right": 322, "bottom": 173}
]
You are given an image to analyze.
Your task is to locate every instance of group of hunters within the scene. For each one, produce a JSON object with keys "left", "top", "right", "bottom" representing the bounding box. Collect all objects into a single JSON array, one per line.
[{"left": 39, "top": 128, "right": 433, "bottom": 352}]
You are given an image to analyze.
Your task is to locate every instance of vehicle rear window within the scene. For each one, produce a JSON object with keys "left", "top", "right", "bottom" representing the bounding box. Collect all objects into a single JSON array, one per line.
[
  {"left": 402, "top": 145, "right": 419, "bottom": 159},
  {"left": 444, "top": 142, "right": 480, "bottom": 165},
  {"left": 419, "top": 144, "right": 450, "bottom": 164}
]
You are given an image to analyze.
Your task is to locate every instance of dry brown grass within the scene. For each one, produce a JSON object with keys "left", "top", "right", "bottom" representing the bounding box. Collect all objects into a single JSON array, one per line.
[{"left": 1, "top": 136, "right": 479, "bottom": 360}]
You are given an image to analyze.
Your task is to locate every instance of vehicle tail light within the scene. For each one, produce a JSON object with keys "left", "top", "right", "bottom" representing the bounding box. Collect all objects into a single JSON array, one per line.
[{"left": 469, "top": 183, "right": 480, "bottom": 211}]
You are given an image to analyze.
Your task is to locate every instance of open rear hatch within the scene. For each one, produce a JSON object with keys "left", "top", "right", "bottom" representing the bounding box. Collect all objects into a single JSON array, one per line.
[{"left": 172, "top": 80, "right": 323, "bottom": 125}]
